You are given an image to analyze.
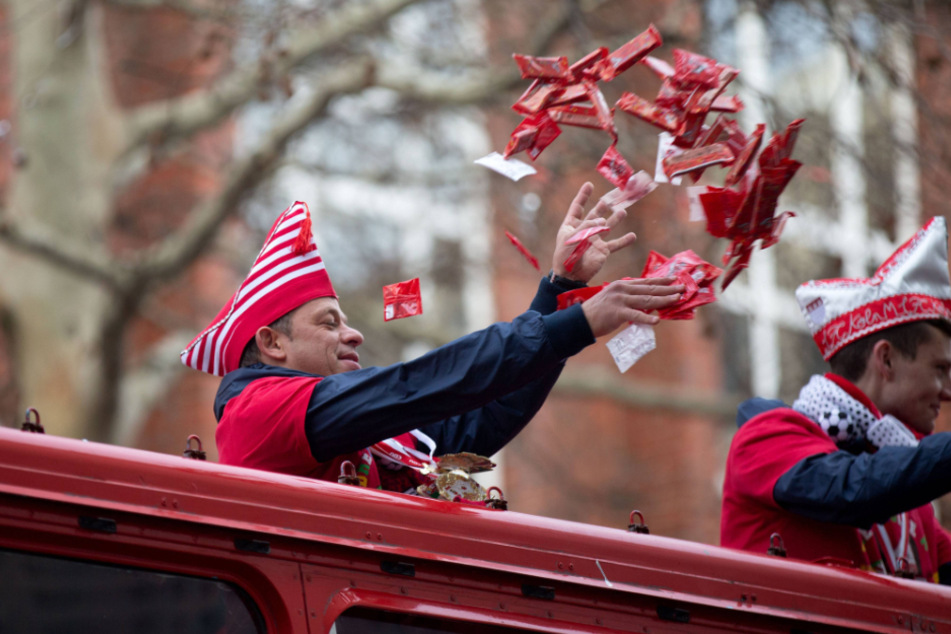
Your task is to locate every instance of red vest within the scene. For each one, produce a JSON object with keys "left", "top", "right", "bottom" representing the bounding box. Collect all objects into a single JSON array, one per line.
[{"left": 216, "top": 375, "right": 428, "bottom": 492}]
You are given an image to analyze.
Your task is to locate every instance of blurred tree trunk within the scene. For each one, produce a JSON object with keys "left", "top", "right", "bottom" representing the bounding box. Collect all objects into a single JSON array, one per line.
[{"left": 0, "top": 1, "right": 120, "bottom": 436}]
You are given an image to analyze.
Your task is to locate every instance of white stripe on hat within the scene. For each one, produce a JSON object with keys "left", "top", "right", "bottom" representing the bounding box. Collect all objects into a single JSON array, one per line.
[
  {"left": 182, "top": 201, "right": 337, "bottom": 376},
  {"left": 213, "top": 262, "right": 328, "bottom": 373}
]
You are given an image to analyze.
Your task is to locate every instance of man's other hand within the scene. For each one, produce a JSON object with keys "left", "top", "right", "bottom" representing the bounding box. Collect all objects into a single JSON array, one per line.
[
  {"left": 581, "top": 277, "right": 684, "bottom": 338},
  {"left": 552, "top": 182, "right": 638, "bottom": 284}
]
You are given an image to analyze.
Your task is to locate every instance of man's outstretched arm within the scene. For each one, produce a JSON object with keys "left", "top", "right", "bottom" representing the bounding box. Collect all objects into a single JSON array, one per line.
[{"left": 774, "top": 433, "right": 951, "bottom": 528}]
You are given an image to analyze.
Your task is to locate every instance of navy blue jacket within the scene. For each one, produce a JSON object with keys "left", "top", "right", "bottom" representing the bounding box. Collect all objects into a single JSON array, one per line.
[
  {"left": 737, "top": 397, "right": 951, "bottom": 583},
  {"left": 216, "top": 277, "right": 594, "bottom": 462}
]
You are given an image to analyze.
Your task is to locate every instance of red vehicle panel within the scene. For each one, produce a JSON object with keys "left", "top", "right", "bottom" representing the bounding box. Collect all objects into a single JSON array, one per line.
[{"left": 0, "top": 426, "right": 948, "bottom": 633}]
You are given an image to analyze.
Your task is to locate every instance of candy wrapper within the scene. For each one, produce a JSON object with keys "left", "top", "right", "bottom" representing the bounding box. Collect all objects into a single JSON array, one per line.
[
  {"left": 383, "top": 278, "right": 423, "bottom": 321},
  {"left": 504, "top": 230, "right": 541, "bottom": 271},
  {"left": 485, "top": 24, "right": 664, "bottom": 187},
  {"left": 639, "top": 55, "right": 674, "bottom": 79},
  {"left": 662, "top": 142, "right": 734, "bottom": 180},
  {"left": 616, "top": 91, "right": 682, "bottom": 133},
  {"left": 723, "top": 123, "right": 764, "bottom": 187},
  {"left": 640, "top": 249, "right": 722, "bottom": 319},
  {"left": 597, "top": 144, "right": 635, "bottom": 189},
  {"left": 418, "top": 452, "right": 499, "bottom": 505},
  {"left": 474, "top": 152, "right": 537, "bottom": 181},
  {"left": 600, "top": 170, "right": 657, "bottom": 213},
  {"left": 563, "top": 225, "right": 612, "bottom": 273},
  {"left": 512, "top": 79, "right": 565, "bottom": 115},
  {"left": 513, "top": 54, "right": 571, "bottom": 80},
  {"left": 556, "top": 283, "right": 606, "bottom": 311},
  {"left": 548, "top": 104, "right": 603, "bottom": 129},
  {"left": 606, "top": 323, "right": 656, "bottom": 372},
  {"left": 503, "top": 111, "right": 561, "bottom": 161},
  {"left": 654, "top": 132, "right": 683, "bottom": 185},
  {"left": 687, "top": 118, "right": 804, "bottom": 289},
  {"left": 600, "top": 24, "right": 662, "bottom": 81},
  {"left": 485, "top": 29, "right": 804, "bottom": 291}
]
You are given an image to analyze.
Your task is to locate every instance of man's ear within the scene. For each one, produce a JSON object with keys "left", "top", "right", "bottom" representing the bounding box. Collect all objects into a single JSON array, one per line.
[
  {"left": 870, "top": 339, "right": 895, "bottom": 380},
  {"left": 255, "top": 326, "right": 287, "bottom": 363}
]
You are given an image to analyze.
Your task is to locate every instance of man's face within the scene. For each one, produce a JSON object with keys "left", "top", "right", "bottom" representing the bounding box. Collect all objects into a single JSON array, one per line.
[
  {"left": 879, "top": 324, "right": 951, "bottom": 435},
  {"left": 280, "top": 297, "right": 364, "bottom": 377}
]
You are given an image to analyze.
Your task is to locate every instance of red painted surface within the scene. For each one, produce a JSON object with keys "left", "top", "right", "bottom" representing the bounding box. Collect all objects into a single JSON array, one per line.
[{"left": 1, "top": 427, "right": 949, "bottom": 633}]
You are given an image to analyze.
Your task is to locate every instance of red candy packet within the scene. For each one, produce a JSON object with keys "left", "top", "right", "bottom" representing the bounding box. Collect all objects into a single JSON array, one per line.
[
  {"left": 512, "top": 54, "right": 571, "bottom": 80},
  {"left": 662, "top": 142, "right": 734, "bottom": 180},
  {"left": 512, "top": 80, "right": 565, "bottom": 115},
  {"left": 640, "top": 249, "right": 722, "bottom": 319},
  {"left": 503, "top": 111, "right": 561, "bottom": 160},
  {"left": 504, "top": 230, "right": 541, "bottom": 271},
  {"left": 383, "top": 278, "right": 423, "bottom": 322},
  {"left": 556, "top": 284, "right": 606, "bottom": 311},
  {"left": 597, "top": 144, "right": 634, "bottom": 189},
  {"left": 601, "top": 25, "right": 662, "bottom": 80},
  {"left": 616, "top": 91, "right": 683, "bottom": 133}
]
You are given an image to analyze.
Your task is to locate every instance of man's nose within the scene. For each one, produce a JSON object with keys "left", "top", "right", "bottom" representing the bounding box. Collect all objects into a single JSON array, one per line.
[
  {"left": 344, "top": 325, "right": 364, "bottom": 347},
  {"left": 940, "top": 375, "right": 951, "bottom": 401}
]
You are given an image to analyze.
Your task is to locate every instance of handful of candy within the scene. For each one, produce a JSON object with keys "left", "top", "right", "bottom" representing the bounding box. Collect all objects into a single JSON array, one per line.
[{"left": 640, "top": 249, "right": 722, "bottom": 319}]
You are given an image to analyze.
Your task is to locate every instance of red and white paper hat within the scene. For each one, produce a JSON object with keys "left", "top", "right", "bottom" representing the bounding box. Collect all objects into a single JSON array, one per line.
[
  {"left": 796, "top": 217, "right": 951, "bottom": 360},
  {"left": 181, "top": 202, "right": 336, "bottom": 376}
]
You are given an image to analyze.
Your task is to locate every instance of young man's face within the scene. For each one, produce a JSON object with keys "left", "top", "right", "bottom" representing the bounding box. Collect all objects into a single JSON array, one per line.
[
  {"left": 280, "top": 297, "right": 364, "bottom": 377},
  {"left": 879, "top": 324, "right": 951, "bottom": 435}
]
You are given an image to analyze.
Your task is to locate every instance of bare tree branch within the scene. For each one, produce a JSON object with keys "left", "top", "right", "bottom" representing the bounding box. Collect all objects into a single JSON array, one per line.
[
  {"left": 103, "top": 0, "right": 238, "bottom": 21},
  {"left": 0, "top": 219, "right": 122, "bottom": 292},
  {"left": 374, "top": 1, "right": 580, "bottom": 104},
  {"left": 121, "top": 0, "right": 422, "bottom": 156},
  {"left": 126, "top": 56, "right": 377, "bottom": 289}
]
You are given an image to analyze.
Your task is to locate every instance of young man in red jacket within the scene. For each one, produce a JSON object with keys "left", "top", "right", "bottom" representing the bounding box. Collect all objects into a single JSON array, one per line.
[
  {"left": 721, "top": 217, "right": 951, "bottom": 583},
  {"left": 183, "top": 183, "right": 683, "bottom": 493}
]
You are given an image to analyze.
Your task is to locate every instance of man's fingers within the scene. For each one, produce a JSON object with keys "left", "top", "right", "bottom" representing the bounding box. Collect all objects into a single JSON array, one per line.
[
  {"left": 630, "top": 293, "right": 682, "bottom": 309},
  {"left": 583, "top": 197, "right": 614, "bottom": 223},
  {"left": 602, "top": 204, "right": 627, "bottom": 229},
  {"left": 612, "top": 279, "right": 685, "bottom": 295},
  {"left": 604, "top": 232, "right": 637, "bottom": 254},
  {"left": 568, "top": 217, "right": 608, "bottom": 239},
  {"left": 564, "top": 182, "right": 594, "bottom": 225},
  {"left": 627, "top": 310, "right": 661, "bottom": 326}
]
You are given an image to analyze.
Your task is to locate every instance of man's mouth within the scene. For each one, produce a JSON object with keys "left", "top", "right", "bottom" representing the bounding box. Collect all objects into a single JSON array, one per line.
[{"left": 339, "top": 352, "right": 360, "bottom": 366}]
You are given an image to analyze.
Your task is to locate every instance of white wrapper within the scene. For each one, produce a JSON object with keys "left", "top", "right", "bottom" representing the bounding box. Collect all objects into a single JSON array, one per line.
[
  {"left": 653, "top": 132, "right": 683, "bottom": 185},
  {"left": 599, "top": 170, "right": 658, "bottom": 213},
  {"left": 475, "top": 152, "right": 537, "bottom": 181},
  {"left": 606, "top": 323, "right": 656, "bottom": 373},
  {"left": 686, "top": 185, "right": 707, "bottom": 222}
]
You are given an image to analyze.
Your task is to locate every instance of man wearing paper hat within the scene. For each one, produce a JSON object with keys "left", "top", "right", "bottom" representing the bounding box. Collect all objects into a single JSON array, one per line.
[
  {"left": 721, "top": 217, "right": 951, "bottom": 583},
  {"left": 182, "top": 185, "right": 683, "bottom": 493}
]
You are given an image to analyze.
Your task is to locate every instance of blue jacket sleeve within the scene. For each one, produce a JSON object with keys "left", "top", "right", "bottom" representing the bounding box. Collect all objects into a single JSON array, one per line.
[
  {"left": 737, "top": 397, "right": 786, "bottom": 427},
  {"left": 773, "top": 432, "right": 951, "bottom": 528},
  {"left": 303, "top": 278, "right": 593, "bottom": 462},
  {"left": 419, "top": 277, "right": 577, "bottom": 456}
]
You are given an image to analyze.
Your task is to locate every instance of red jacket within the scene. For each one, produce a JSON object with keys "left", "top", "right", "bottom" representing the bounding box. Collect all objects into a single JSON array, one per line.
[{"left": 721, "top": 399, "right": 951, "bottom": 582}]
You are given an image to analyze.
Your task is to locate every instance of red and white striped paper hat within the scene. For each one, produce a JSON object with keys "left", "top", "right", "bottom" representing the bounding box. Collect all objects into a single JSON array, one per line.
[
  {"left": 181, "top": 202, "right": 336, "bottom": 376},
  {"left": 796, "top": 217, "right": 951, "bottom": 361}
]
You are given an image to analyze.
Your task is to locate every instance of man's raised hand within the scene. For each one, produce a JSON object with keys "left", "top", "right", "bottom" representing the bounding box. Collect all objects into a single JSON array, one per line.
[{"left": 551, "top": 182, "right": 638, "bottom": 284}]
